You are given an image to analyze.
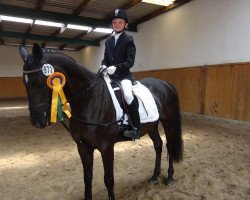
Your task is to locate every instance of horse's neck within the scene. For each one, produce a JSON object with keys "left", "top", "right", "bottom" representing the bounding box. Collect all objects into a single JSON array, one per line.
[
  {"left": 46, "top": 53, "right": 104, "bottom": 115},
  {"left": 45, "top": 53, "right": 116, "bottom": 125},
  {"left": 46, "top": 53, "right": 96, "bottom": 95}
]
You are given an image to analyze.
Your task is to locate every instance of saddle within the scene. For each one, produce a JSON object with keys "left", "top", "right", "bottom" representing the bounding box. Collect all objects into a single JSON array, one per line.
[{"left": 104, "top": 76, "right": 159, "bottom": 125}]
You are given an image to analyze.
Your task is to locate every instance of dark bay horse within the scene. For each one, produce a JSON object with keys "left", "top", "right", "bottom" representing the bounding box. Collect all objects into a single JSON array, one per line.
[{"left": 19, "top": 43, "right": 183, "bottom": 200}]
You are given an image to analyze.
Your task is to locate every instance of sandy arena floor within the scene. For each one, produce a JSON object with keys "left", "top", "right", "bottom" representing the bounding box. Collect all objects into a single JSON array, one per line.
[{"left": 0, "top": 99, "right": 249, "bottom": 200}]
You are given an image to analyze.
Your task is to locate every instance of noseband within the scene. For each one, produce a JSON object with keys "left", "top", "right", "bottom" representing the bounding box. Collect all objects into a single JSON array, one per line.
[{"left": 23, "top": 62, "right": 50, "bottom": 116}]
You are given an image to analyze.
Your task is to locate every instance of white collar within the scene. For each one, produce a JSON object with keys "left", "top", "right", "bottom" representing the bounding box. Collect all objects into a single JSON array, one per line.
[{"left": 112, "top": 31, "right": 123, "bottom": 38}]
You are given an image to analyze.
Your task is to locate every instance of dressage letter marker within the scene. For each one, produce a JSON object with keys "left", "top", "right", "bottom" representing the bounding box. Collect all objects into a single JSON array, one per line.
[{"left": 47, "top": 72, "right": 71, "bottom": 122}]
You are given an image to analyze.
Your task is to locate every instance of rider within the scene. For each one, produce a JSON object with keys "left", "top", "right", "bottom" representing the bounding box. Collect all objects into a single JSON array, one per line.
[{"left": 99, "top": 8, "right": 140, "bottom": 140}]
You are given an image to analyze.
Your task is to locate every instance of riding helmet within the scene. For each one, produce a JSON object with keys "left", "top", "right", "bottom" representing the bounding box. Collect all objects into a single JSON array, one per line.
[{"left": 110, "top": 9, "right": 128, "bottom": 23}]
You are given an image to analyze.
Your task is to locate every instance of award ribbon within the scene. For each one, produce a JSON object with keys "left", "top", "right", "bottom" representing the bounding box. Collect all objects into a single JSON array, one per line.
[{"left": 47, "top": 72, "right": 71, "bottom": 122}]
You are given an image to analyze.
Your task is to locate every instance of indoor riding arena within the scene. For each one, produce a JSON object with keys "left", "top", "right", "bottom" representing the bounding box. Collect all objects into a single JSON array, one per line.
[{"left": 0, "top": 1, "right": 249, "bottom": 200}]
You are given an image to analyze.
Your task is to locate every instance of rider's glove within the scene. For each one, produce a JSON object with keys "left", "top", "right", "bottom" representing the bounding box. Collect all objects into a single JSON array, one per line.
[
  {"left": 107, "top": 66, "right": 116, "bottom": 75},
  {"left": 97, "top": 65, "right": 107, "bottom": 77}
]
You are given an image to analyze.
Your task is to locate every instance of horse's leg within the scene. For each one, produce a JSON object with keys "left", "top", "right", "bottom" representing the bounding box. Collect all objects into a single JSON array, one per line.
[
  {"left": 161, "top": 111, "right": 183, "bottom": 185},
  {"left": 100, "top": 144, "right": 115, "bottom": 200},
  {"left": 164, "top": 125, "right": 175, "bottom": 185},
  {"left": 77, "top": 142, "right": 94, "bottom": 200},
  {"left": 148, "top": 126, "right": 163, "bottom": 184}
]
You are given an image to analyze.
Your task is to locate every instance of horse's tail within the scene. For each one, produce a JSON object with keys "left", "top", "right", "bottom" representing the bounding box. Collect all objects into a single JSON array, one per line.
[
  {"left": 166, "top": 82, "right": 183, "bottom": 162},
  {"left": 172, "top": 95, "right": 183, "bottom": 162}
]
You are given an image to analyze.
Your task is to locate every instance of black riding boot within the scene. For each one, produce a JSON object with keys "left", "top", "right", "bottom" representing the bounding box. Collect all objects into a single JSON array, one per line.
[{"left": 124, "top": 97, "right": 140, "bottom": 140}]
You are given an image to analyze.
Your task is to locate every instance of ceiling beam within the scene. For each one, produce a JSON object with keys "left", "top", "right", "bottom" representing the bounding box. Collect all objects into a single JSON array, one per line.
[
  {"left": 73, "top": 0, "right": 93, "bottom": 15},
  {"left": 59, "top": 0, "right": 94, "bottom": 50},
  {"left": 59, "top": 30, "right": 91, "bottom": 50},
  {"left": 0, "top": 4, "right": 137, "bottom": 32},
  {"left": 55, "top": 0, "right": 93, "bottom": 50},
  {"left": 134, "top": 0, "right": 191, "bottom": 25},
  {"left": 75, "top": 31, "right": 89, "bottom": 39},
  {"left": 76, "top": 44, "right": 87, "bottom": 51},
  {"left": 36, "top": 0, "right": 46, "bottom": 10},
  {"left": 0, "top": 31, "right": 100, "bottom": 46},
  {"left": 59, "top": 44, "right": 67, "bottom": 50},
  {"left": 121, "top": 0, "right": 142, "bottom": 10},
  {"left": 22, "top": 0, "right": 46, "bottom": 45},
  {"left": 51, "top": 24, "right": 67, "bottom": 37},
  {"left": 22, "top": 21, "right": 35, "bottom": 45},
  {"left": 51, "top": 28, "right": 61, "bottom": 37}
]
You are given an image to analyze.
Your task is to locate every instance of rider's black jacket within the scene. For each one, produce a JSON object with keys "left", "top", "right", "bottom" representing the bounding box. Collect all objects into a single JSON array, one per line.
[{"left": 101, "top": 31, "right": 136, "bottom": 81}]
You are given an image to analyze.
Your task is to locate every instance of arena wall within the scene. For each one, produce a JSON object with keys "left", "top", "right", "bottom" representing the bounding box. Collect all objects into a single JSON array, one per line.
[
  {"left": 0, "top": 45, "right": 80, "bottom": 99},
  {"left": 0, "top": 0, "right": 249, "bottom": 122},
  {"left": 1, "top": 62, "right": 249, "bottom": 121},
  {"left": 78, "top": 0, "right": 250, "bottom": 71},
  {"left": 133, "top": 63, "right": 250, "bottom": 122}
]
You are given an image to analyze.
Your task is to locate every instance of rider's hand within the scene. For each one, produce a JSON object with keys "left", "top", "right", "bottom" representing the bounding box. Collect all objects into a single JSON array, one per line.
[
  {"left": 107, "top": 66, "right": 116, "bottom": 75},
  {"left": 100, "top": 65, "right": 107, "bottom": 70},
  {"left": 97, "top": 65, "right": 107, "bottom": 76}
]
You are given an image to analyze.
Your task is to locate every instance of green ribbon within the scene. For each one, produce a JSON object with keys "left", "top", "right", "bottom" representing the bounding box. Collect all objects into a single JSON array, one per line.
[{"left": 57, "top": 97, "right": 64, "bottom": 121}]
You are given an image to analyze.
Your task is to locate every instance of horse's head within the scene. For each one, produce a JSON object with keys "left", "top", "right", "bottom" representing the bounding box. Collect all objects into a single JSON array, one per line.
[{"left": 19, "top": 43, "right": 51, "bottom": 128}]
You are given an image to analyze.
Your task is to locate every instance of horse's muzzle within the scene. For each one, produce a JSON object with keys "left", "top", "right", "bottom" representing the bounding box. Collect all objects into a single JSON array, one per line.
[{"left": 31, "top": 112, "right": 48, "bottom": 128}]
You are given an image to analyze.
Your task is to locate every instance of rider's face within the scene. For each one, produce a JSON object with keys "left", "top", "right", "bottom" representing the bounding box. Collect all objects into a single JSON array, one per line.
[{"left": 112, "top": 18, "right": 127, "bottom": 32}]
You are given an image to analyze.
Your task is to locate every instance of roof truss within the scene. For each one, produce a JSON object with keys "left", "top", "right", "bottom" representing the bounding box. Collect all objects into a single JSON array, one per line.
[{"left": 0, "top": 0, "right": 191, "bottom": 50}]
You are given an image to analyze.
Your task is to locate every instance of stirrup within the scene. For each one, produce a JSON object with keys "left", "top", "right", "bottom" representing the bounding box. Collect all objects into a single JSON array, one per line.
[{"left": 124, "top": 127, "right": 140, "bottom": 141}]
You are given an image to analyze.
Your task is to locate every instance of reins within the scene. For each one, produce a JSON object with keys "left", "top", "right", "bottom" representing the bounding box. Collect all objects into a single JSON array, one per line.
[
  {"left": 59, "top": 76, "right": 125, "bottom": 131},
  {"left": 66, "top": 77, "right": 103, "bottom": 103},
  {"left": 62, "top": 115, "right": 124, "bottom": 128}
]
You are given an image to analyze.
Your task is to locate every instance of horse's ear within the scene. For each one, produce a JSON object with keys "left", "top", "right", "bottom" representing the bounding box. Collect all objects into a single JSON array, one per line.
[
  {"left": 19, "top": 45, "right": 30, "bottom": 62},
  {"left": 32, "top": 43, "right": 43, "bottom": 61}
]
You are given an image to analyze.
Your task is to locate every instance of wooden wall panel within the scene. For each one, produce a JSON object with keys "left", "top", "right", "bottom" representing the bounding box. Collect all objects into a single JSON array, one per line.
[
  {"left": 133, "top": 67, "right": 204, "bottom": 113},
  {"left": 134, "top": 62, "right": 250, "bottom": 122},
  {"left": 204, "top": 63, "right": 250, "bottom": 121},
  {"left": 0, "top": 77, "right": 27, "bottom": 99},
  {"left": 1, "top": 62, "right": 249, "bottom": 121}
]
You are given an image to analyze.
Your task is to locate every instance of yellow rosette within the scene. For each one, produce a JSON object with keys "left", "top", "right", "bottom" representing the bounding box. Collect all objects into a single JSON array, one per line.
[{"left": 47, "top": 72, "right": 71, "bottom": 122}]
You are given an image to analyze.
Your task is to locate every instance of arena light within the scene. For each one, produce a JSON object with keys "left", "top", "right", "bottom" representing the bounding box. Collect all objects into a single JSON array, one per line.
[
  {"left": 93, "top": 28, "right": 113, "bottom": 34},
  {"left": 0, "top": 15, "right": 33, "bottom": 24},
  {"left": 63, "top": 47, "right": 76, "bottom": 51},
  {"left": 142, "top": 0, "right": 175, "bottom": 6},
  {"left": 0, "top": 106, "right": 28, "bottom": 110},
  {"left": 67, "top": 24, "right": 91, "bottom": 31},
  {"left": 35, "top": 20, "right": 63, "bottom": 27}
]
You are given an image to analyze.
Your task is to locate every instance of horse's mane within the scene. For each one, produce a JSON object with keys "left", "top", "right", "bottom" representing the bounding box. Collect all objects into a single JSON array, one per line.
[
  {"left": 42, "top": 48, "right": 97, "bottom": 80},
  {"left": 42, "top": 48, "right": 77, "bottom": 63}
]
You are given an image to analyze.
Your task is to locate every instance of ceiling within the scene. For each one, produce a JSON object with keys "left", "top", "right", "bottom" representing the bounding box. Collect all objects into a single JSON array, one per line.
[{"left": 0, "top": 0, "right": 191, "bottom": 51}]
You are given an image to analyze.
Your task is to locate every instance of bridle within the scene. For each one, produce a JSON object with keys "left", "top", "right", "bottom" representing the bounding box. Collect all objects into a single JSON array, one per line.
[
  {"left": 23, "top": 68, "right": 42, "bottom": 74},
  {"left": 23, "top": 63, "right": 50, "bottom": 117}
]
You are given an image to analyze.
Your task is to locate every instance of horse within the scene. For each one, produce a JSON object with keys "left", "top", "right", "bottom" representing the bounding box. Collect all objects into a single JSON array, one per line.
[{"left": 19, "top": 43, "right": 183, "bottom": 200}]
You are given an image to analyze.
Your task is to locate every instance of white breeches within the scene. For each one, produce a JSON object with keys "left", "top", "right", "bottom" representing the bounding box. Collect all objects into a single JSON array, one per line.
[{"left": 120, "top": 79, "right": 134, "bottom": 105}]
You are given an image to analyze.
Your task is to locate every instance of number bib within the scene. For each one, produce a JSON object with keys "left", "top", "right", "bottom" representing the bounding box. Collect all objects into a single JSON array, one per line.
[{"left": 42, "top": 64, "right": 54, "bottom": 76}]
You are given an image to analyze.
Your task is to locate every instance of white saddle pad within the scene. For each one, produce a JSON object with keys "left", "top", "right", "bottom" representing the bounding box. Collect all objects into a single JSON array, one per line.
[{"left": 104, "top": 76, "right": 159, "bottom": 124}]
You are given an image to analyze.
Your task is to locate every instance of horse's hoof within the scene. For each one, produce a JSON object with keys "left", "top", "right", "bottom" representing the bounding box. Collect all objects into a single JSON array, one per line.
[
  {"left": 149, "top": 177, "right": 159, "bottom": 185},
  {"left": 164, "top": 177, "right": 174, "bottom": 186}
]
